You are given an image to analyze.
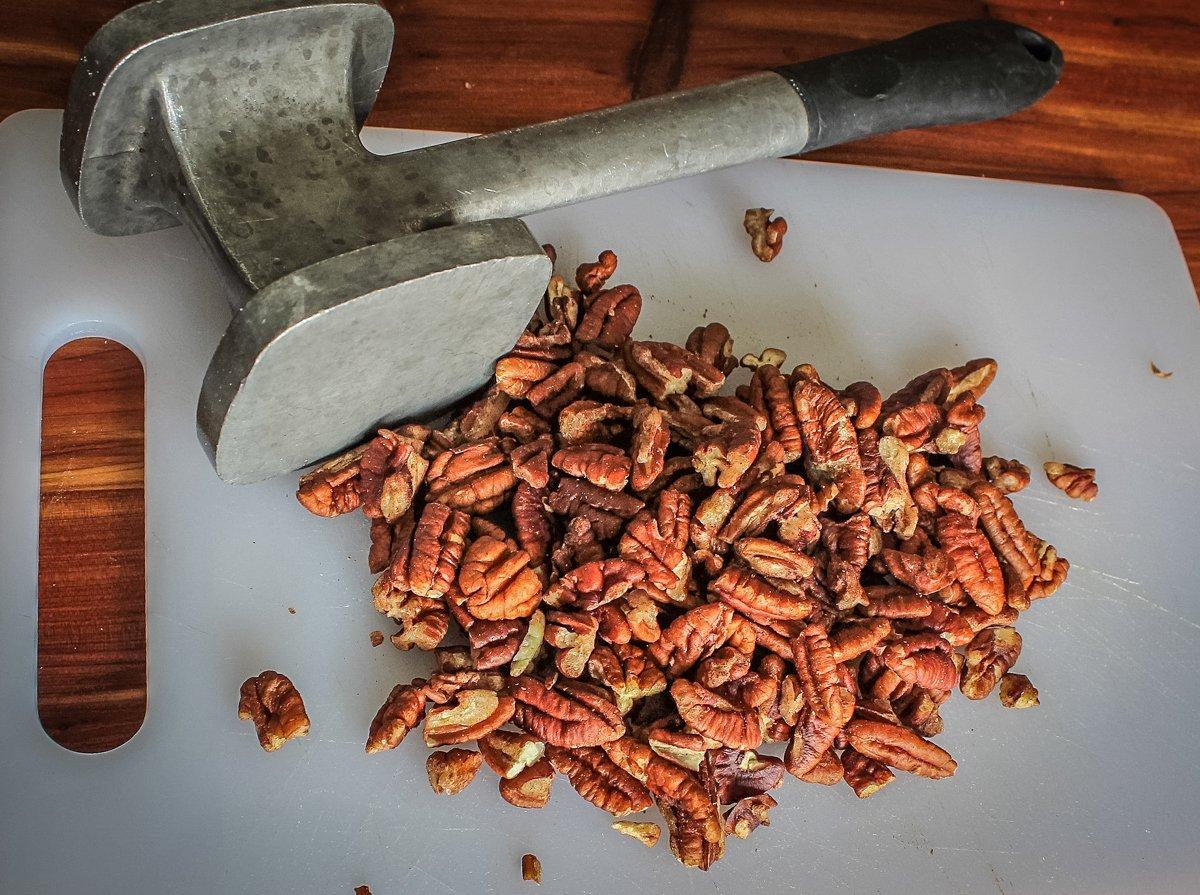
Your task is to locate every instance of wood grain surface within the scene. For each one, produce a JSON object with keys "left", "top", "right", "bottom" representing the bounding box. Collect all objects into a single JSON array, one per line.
[
  {"left": 6, "top": 0, "right": 1196, "bottom": 752},
  {"left": 38, "top": 339, "right": 145, "bottom": 752}
]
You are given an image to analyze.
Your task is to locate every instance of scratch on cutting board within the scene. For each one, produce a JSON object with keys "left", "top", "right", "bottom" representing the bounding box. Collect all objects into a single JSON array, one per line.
[
  {"left": 990, "top": 864, "right": 1008, "bottom": 895},
  {"left": 1075, "top": 565, "right": 1200, "bottom": 632},
  {"left": 403, "top": 863, "right": 461, "bottom": 895}
]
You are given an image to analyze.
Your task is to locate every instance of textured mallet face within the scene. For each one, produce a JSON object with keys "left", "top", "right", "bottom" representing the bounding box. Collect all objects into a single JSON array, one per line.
[{"left": 198, "top": 220, "right": 551, "bottom": 483}]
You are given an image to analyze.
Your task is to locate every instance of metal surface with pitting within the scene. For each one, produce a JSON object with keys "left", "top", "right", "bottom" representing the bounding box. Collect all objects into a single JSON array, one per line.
[{"left": 60, "top": 1, "right": 1060, "bottom": 483}]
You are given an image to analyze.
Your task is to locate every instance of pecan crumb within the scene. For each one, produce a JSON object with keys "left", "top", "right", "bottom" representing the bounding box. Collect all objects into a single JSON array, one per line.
[
  {"left": 521, "top": 853, "right": 542, "bottom": 885},
  {"left": 237, "top": 671, "right": 309, "bottom": 752},
  {"left": 612, "top": 820, "right": 662, "bottom": 847},
  {"left": 287, "top": 607, "right": 296, "bottom": 615},
  {"left": 427, "top": 748, "right": 484, "bottom": 794},
  {"left": 743, "top": 208, "right": 787, "bottom": 262},
  {"left": 369, "top": 630, "right": 385, "bottom": 647},
  {"left": 354, "top": 886, "right": 371, "bottom": 895},
  {"left": 1150, "top": 361, "right": 1172, "bottom": 379}
]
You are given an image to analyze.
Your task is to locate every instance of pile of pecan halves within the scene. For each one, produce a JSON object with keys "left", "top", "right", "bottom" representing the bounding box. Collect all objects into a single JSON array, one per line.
[{"left": 297, "top": 247, "right": 1067, "bottom": 870}]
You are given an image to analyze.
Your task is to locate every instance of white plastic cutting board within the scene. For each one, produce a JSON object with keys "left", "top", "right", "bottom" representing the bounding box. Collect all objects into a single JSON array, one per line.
[{"left": 2, "top": 109, "right": 1198, "bottom": 895}]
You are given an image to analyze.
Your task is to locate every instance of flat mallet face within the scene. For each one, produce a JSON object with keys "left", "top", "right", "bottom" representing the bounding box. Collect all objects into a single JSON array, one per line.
[{"left": 62, "top": 0, "right": 1061, "bottom": 483}]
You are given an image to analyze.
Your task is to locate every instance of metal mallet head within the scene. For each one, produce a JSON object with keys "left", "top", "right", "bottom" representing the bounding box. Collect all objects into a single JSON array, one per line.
[{"left": 62, "top": 0, "right": 1061, "bottom": 483}]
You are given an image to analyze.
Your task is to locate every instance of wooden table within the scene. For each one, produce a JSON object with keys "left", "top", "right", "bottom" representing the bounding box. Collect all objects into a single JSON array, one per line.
[{"left": 6, "top": 0, "right": 1197, "bottom": 753}]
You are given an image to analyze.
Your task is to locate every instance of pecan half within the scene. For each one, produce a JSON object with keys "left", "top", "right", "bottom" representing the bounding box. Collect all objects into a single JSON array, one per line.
[
  {"left": 936, "top": 513, "right": 1005, "bottom": 615},
  {"left": 509, "top": 434, "right": 553, "bottom": 489},
  {"left": 552, "top": 442, "right": 631, "bottom": 491},
  {"left": 576, "top": 285, "right": 642, "bottom": 348},
  {"left": 575, "top": 249, "right": 618, "bottom": 294},
  {"left": 879, "top": 634, "right": 958, "bottom": 691},
  {"left": 588, "top": 643, "right": 668, "bottom": 714},
  {"left": 426, "top": 438, "right": 517, "bottom": 513},
  {"left": 794, "top": 377, "right": 866, "bottom": 512},
  {"left": 844, "top": 719, "right": 956, "bottom": 779},
  {"left": 828, "top": 618, "right": 893, "bottom": 663},
  {"left": 546, "top": 558, "right": 645, "bottom": 610},
  {"left": 646, "top": 756, "right": 725, "bottom": 870},
  {"left": 1044, "top": 461, "right": 1099, "bottom": 501},
  {"left": 459, "top": 536, "right": 543, "bottom": 620},
  {"left": 427, "top": 748, "right": 483, "bottom": 795},
  {"left": 671, "top": 679, "right": 763, "bottom": 749},
  {"left": 751, "top": 364, "right": 803, "bottom": 461},
  {"left": 626, "top": 340, "right": 725, "bottom": 401},
  {"left": 648, "top": 603, "right": 735, "bottom": 676},
  {"left": 403, "top": 502, "right": 471, "bottom": 598},
  {"left": 238, "top": 671, "right": 310, "bottom": 752},
  {"left": 882, "top": 546, "right": 956, "bottom": 595},
  {"left": 710, "top": 564, "right": 816, "bottom": 621},
  {"left": 546, "top": 745, "right": 653, "bottom": 815},
  {"left": 512, "top": 482, "right": 551, "bottom": 565},
  {"left": 511, "top": 676, "right": 626, "bottom": 747}
]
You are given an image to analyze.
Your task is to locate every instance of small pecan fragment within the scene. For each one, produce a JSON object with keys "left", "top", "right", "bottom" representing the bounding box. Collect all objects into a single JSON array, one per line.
[
  {"left": 521, "top": 853, "right": 541, "bottom": 885},
  {"left": 794, "top": 377, "right": 866, "bottom": 512},
  {"left": 670, "top": 679, "right": 763, "bottom": 749},
  {"left": 545, "top": 609, "right": 599, "bottom": 678},
  {"left": 546, "top": 745, "right": 653, "bottom": 815},
  {"left": 844, "top": 719, "right": 956, "bottom": 779},
  {"left": 511, "top": 676, "right": 626, "bottom": 747},
  {"left": 459, "top": 536, "right": 543, "bottom": 621},
  {"left": 366, "top": 681, "right": 426, "bottom": 754},
  {"left": 552, "top": 442, "right": 631, "bottom": 491},
  {"left": 984, "top": 456, "right": 1030, "bottom": 494},
  {"left": 961, "top": 626, "right": 1022, "bottom": 700},
  {"left": 687, "top": 322, "right": 738, "bottom": 374},
  {"left": 499, "top": 757, "right": 555, "bottom": 808},
  {"left": 238, "top": 671, "right": 310, "bottom": 752},
  {"left": 1044, "top": 461, "right": 1098, "bottom": 501},
  {"left": 386, "top": 595, "right": 450, "bottom": 651},
  {"left": 369, "top": 629, "right": 385, "bottom": 647},
  {"left": 998, "top": 672, "right": 1040, "bottom": 708},
  {"left": 744, "top": 207, "right": 787, "bottom": 262},
  {"left": 612, "top": 821, "right": 661, "bottom": 847},
  {"left": 480, "top": 729, "right": 547, "bottom": 779},
  {"left": 423, "top": 688, "right": 516, "bottom": 746},
  {"left": 842, "top": 747, "right": 895, "bottom": 798},
  {"left": 509, "top": 609, "right": 546, "bottom": 677},
  {"left": 575, "top": 249, "right": 618, "bottom": 294},
  {"left": 936, "top": 513, "right": 1005, "bottom": 615},
  {"left": 725, "top": 793, "right": 776, "bottom": 838},
  {"left": 296, "top": 444, "right": 364, "bottom": 516},
  {"left": 509, "top": 434, "right": 553, "bottom": 489},
  {"left": 427, "top": 748, "right": 483, "bottom": 795}
]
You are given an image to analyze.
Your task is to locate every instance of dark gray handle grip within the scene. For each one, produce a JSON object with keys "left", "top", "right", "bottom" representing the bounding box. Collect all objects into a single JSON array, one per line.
[{"left": 774, "top": 20, "right": 1062, "bottom": 152}]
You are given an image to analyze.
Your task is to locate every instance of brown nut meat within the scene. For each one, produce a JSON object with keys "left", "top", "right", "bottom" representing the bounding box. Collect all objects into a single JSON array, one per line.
[
  {"left": 828, "top": 618, "right": 893, "bottom": 663},
  {"left": 499, "top": 757, "right": 555, "bottom": 809},
  {"left": 725, "top": 793, "right": 776, "bottom": 839},
  {"left": 879, "top": 634, "right": 959, "bottom": 691},
  {"left": 791, "top": 623, "right": 855, "bottom": 728},
  {"left": 427, "top": 748, "right": 483, "bottom": 795},
  {"left": 645, "top": 756, "right": 725, "bottom": 870},
  {"left": 693, "top": 422, "right": 761, "bottom": 489},
  {"left": 648, "top": 602, "right": 735, "bottom": 676},
  {"left": 842, "top": 747, "right": 895, "bottom": 798},
  {"left": 983, "top": 456, "right": 1031, "bottom": 494},
  {"left": 961, "top": 626, "right": 1023, "bottom": 700},
  {"left": 575, "top": 249, "right": 618, "bottom": 294},
  {"left": 522, "top": 853, "right": 542, "bottom": 885},
  {"left": 426, "top": 438, "right": 517, "bottom": 513},
  {"left": 512, "top": 482, "right": 551, "bottom": 566},
  {"left": 459, "top": 536, "right": 543, "bottom": 621},
  {"left": 750, "top": 364, "right": 803, "bottom": 461},
  {"left": 703, "top": 747, "right": 785, "bottom": 804},
  {"left": 844, "top": 719, "right": 956, "bottom": 779},
  {"left": 575, "top": 284, "right": 643, "bottom": 349},
  {"left": 296, "top": 444, "right": 365, "bottom": 516},
  {"left": 546, "top": 558, "right": 645, "bottom": 611},
  {"left": 359, "top": 430, "right": 430, "bottom": 522},
  {"left": 999, "top": 672, "right": 1041, "bottom": 708},
  {"left": 238, "top": 671, "right": 310, "bottom": 752},
  {"left": 403, "top": 502, "right": 472, "bottom": 598},
  {"left": 509, "top": 434, "right": 554, "bottom": 489},
  {"left": 1044, "top": 461, "right": 1099, "bottom": 501},
  {"left": 552, "top": 443, "right": 631, "bottom": 491},
  {"left": 629, "top": 403, "right": 670, "bottom": 491},
  {"left": 710, "top": 564, "right": 816, "bottom": 621},
  {"left": 734, "top": 536, "right": 816, "bottom": 581},
  {"left": 366, "top": 681, "right": 426, "bottom": 754},
  {"left": 423, "top": 688, "right": 516, "bottom": 746},
  {"left": 510, "top": 676, "right": 626, "bottom": 747},
  {"left": 743, "top": 207, "right": 787, "bottom": 262},
  {"left": 625, "top": 340, "right": 726, "bottom": 401},
  {"left": 882, "top": 546, "right": 956, "bottom": 595},
  {"left": 794, "top": 377, "right": 866, "bottom": 513},
  {"left": 546, "top": 745, "right": 653, "bottom": 815},
  {"left": 936, "top": 512, "right": 1005, "bottom": 615},
  {"left": 670, "top": 679, "right": 763, "bottom": 749},
  {"left": 587, "top": 642, "right": 668, "bottom": 714},
  {"left": 686, "top": 322, "right": 738, "bottom": 375}
]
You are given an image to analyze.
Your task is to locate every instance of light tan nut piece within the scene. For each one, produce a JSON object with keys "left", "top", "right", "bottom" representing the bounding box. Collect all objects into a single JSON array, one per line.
[
  {"left": 1044, "top": 461, "right": 1098, "bottom": 501},
  {"left": 744, "top": 207, "right": 788, "bottom": 262},
  {"left": 983, "top": 456, "right": 1031, "bottom": 494},
  {"left": 999, "top": 672, "right": 1041, "bottom": 708},
  {"left": 480, "top": 729, "right": 547, "bottom": 779},
  {"left": 238, "top": 670, "right": 310, "bottom": 752},
  {"left": 427, "top": 748, "right": 483, "bottom": 795},
  {"left": 612, "top": 821, "right": 661, "bottom": 847},
  {"left": 499, "top": 757, "right": 555, "bottom": 808}
]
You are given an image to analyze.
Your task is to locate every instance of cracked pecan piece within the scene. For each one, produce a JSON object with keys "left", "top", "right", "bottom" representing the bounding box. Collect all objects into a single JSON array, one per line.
[
  {"left": 366, "top": 681, "right": 426, "bottom": 754},
  {"left": 842, "top": 747, "right": 895, "bottom": 798},
  {"left": 999, "top": 672, "right": 1040, "bottom": 708},
  {"left": 1044, "top": 461, "right": 1099, "bottom": 501},
  {"left": 686, "top": 322, "right": 737, "bottom": 375},
  {"left": 984, "top": 456, "right": 1031, "bottom": 494},
  {"left": 612, "top": 821, "right": 661, "bottom": 847},
  {"left": 575, "top": 249, "right": 618, "bottom": 294},
  {"left": 427, "top": 748, "right": 483, "bottom": 795},
  {"left": 546, "top": 558, "right": 645, "bottom": 610},
  {"left": 648, "top": 602, "right": 735, "bottom": 676},
  {"left": 879, "top": 634, "right": 958, "bottom": 691},
  {"left": 625, "top": 340, "right": 725, "bottom": 401},
  {"left": 961, "top": 626, "right": 1022, "bottom": 700},
  {"left": 588, "top": 642, "right": 668, "bottom": 714},
  {"left": 545, "top": 609, "right": 600, "bottom": 678},
  {"left": 358, "top": 430, "right": 430, "bottom": 522},
  {"left": 646, "top": 756, "right": 725, "bottom": 870},
  {"left": 296, "top": 443, "right": 365, "bottom": 516},
  {"left": 743, "top": 207, "right": 787, "bottom": 262},
  {"left": 882, "top": 546, "right": 956, "bottom": 595},
  {"left": 509, "top": 434, "right": 554, "bottom": 489},
  {"left": 693, "top": 422, "right": 761, "bottom": 489},
  {"left": 480, "top": 729, "right": 546, "bottom": 779},
  {"left": 499, "top": 758, "right": 555, "bottom": 809},
  {"left": 511, "top": 676, "right": 626, "bottom": 747},
  {"left": 423, "top": 688, "right": 516, "bottom": 746},
  {"left": 512, "top": 482, "right": 551, "bottom": 565},
  {"left": 238, "top": 671, "right": 310, "bottom": 752}
]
